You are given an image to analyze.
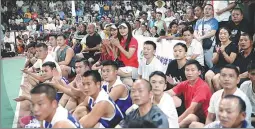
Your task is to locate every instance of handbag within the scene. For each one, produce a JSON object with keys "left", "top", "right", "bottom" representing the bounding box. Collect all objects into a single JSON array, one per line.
[{"left": 202, "top": 18, "right": 214, "bottom": 50}]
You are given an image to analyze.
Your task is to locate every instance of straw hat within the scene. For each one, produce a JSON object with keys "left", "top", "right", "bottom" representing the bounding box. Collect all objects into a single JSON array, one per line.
[{"left": 155, "top": 0, "right": 165, "bottom": 7}]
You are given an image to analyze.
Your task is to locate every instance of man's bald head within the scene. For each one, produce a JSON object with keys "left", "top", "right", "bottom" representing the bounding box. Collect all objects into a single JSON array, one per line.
[
  {"left": 133, "top": 79, "right": 152, "bottom": 92},
  {"left": 87, "top": 23, "right": 96, "bottom": 34}
]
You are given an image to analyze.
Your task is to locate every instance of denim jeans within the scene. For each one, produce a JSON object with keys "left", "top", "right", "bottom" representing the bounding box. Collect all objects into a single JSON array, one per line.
[{"left": 204, "top": 45, "right": 214, "bottom": 69}]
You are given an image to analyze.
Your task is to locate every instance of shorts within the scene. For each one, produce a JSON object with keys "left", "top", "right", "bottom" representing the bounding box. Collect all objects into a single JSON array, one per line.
[{"left": 119, "top": 66, "right": 138, "bottom": 79}]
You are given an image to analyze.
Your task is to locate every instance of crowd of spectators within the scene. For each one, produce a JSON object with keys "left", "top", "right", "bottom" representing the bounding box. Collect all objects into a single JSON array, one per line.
[{"left": 1, "top": 0, "right": 255, "bottom": 128}]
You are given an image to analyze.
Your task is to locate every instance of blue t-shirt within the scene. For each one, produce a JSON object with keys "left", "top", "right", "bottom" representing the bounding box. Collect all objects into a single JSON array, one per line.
[{"left": 195, "top": 18, "right": 218, "bottom": 40}]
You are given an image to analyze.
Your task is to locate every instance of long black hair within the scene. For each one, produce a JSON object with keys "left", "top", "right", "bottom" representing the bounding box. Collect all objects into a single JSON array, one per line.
[{"left": 117, "top": 22, "right": 133, "bottom": 51}]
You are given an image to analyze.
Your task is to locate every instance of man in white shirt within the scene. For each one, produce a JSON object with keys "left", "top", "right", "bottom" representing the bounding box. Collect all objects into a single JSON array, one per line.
[
  {"left": 155, "top": 0, "right": 167, "bottom": 19},
  {"left": 23, "top": 43, "right": 61, "bottom": 87},
  {"left": 240, "top": 63, "right": 255, "bottom": 119},
  {"left": 189, "top": 64, "right": 252, "bottom": 128},
  {"left": 132, "top": 19, "right": 143, "bottom": 36},
  {"left": 138, "top": 41, "right": 164, "bottom": 81}
]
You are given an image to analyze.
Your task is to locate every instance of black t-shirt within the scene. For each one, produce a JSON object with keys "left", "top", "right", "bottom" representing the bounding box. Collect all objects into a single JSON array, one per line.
[
  {"left": 165, "top": 60, "right": 187, "bottom": 82},
  {"left": 234, "top": 48, "right": 255, "bottom": 73},
  {"left": 213, "top": 42, "right": 238, "bottom": 68},
  {"left": 187, "top": 19, "right": 197, "bottom": 29},
  {"left": 227, "top": 19, "right": 253, "bottom": 47},
  {"left": 86, "top": 33, "right": 102, "bottom": 54}
]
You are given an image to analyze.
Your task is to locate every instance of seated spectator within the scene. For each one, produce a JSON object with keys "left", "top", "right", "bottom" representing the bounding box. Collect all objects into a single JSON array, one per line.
[
  {"left": 127, "top": 118, "right": 157, "bottom": 128},
  {"left": 190, "top": 64, "right": 253, "bottom": 128},
  {"left": 50, "top": 59, "right": 90, "bottom": 112},
  {"left": 118, "top": 79, "right": 169, "bottom": 128},
  {"left": 149, "top": 71, "right": 179, "bottom": 128},
  {"left": 140, "top": 23, "right": 151, "bottom": 37},
  {"left": 132, "top": 19, "right": 143, "bottom": 36},
  {"left": 227, "top": 8, "right": 253, "bottom": 47},
  {"left": 158, "top": 21, "right": 178, "bottom": 41},
  {"left": 182, "top": 26, "right": 204, "bottom": 66},
  {"left": 77, "top": 23, "right": 102, "bottom": 64},
  {"left": 24, "top": 42, "right": 37, "bottom": 68},
  {"left": 78, "top": 71, "right": 124, "bottom": 128},
  {"left": 138, "top": 41, "right": 164, "bottom": 81},
  {"left": 240, "top": 63, "right": 255, "bottom": 126},
  {"left": 149, "top": 26, "right": 159, "bottom": 37},
  {"left": 30, "top": 83, "right": 82, "bottom": 128},
  {"left": 56, "top": 33, "right": 76, "bottom": 79},
  {"left": 205, "top": 95, "right": 253, "bottom": 128},
  {"left": 166, "top": 60, "right": 212, "bottom": 128},
  {"left": 165, "top": 43, "right": 187, "bottom": 87},
  {"left": 111, "top": 22, "right": 139, "bottom": 86},
  {"left": 234, "top": 33, "right": 255, "bottom": 85},
  {"left": 23, "top": 43, "right": 61, "bottom": 87},
  {"left": 205, "top": 27, "right": 238, "bottom": 93},
  {"left": 101, "top": 60, "right": 132, "bottom": 115},
  {"left": 47, "top": 33, "right": 59, "bottom": 60},
  {"left": 99, "top": 24, "right": 120, "bottom": 61}
]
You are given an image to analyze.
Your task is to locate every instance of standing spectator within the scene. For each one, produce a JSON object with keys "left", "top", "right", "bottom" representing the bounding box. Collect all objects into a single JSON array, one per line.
[
  {"left": 154, "top": 12, "right": 167, "bottom": 35},
  {"left": 155, "top": 0, "right": 167, "bottom": 19},
  {"left": 194, "top": 5, "right": 204, "bottom": 20},
  {"left": 227, "top": 8, "right": 253, "bottom": 47},
  {"left": 186, "top": 8, "right": 197, "bottom": 29},
  {"left": 194, "top": 4, "right": 218, "bottom": 69}
]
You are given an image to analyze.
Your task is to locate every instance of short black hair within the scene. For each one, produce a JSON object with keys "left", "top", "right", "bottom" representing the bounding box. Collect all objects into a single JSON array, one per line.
[
  {"left": 223, "top": 95, "right": 246, "bottom": 113},
  {"left": 247, "top": 62, "right": 255, "bottom": 72},
  {"left": 30, "top": 83, "right": 57, "bottom": 101},
  {"left": 27, "top": 42, "right": 37, "bottom": 49},
  {"left": 144, "top": 41, "right": 157, "bottom": 50},
  {"left": 42, "top": 61, "right": 56, "bottom": 69},
  {"left": 156, "top": 12, "right": 162, "bottom": 15},
  {"left": 57, "top": 33, "right": 67, "bottom": 39},
  {"left": 232, "top": 8, "right": 243, "bottom": 15},
  {"left": 35, "top": 43, "right": 48, "bottom": 50},
  {"left": 205, "top": 4, "right": 214, "bottom": 10},
  {"left": 149, "top": 71, "right": 166, "bottom": 82},
  {"left": 220, "top": 64, "right": 240, "bottom": 76},
  {"left": 127, "top": 118, "right": 157, "bottom": 128},
  {"left": 101, "top": 60, "right": 118, "bottom": 70},
  {"left": 48, "top": 33, "right": 57, "bottom": 39},
  {"left": 169, "top": 21, "right": 178, "bottom": 29},
  {"left": 75, "top": 58, "right": 89, "bottom": 66},
  {"left": 240, "top": 33, "right": 253, "bottom": 41},
  {"left": 182, "top": 26, "right": 194, "bottom": 35},
  {"left": 219, "top": 27, "right": 231, "bottom": 36},
  {"left": 173, "top": 42, "right": 188, "bottom": 52},
  {"left": 184, "top": 59, "right": 202, "bottom": 71},
  {"left": 83, "top": 70, "right": 102, "bottom": 83}
]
